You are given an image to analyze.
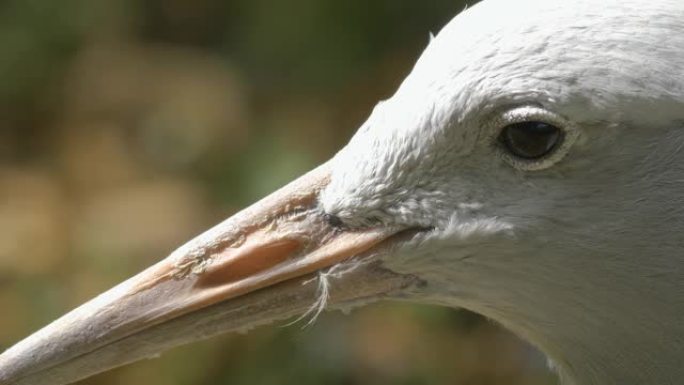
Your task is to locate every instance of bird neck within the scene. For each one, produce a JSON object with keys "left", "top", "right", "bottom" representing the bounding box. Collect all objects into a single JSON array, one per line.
[
  {"left": 397, "top": 234, "right": 684, "bottom": 385},
  {"left": 480, "top": 248, "right": 683, "bottom": 385}
]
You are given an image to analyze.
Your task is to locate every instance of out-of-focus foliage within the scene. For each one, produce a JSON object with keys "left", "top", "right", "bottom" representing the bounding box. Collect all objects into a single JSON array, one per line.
[{"left": 0, "top": 1, "right": 557, "bottom": 384}]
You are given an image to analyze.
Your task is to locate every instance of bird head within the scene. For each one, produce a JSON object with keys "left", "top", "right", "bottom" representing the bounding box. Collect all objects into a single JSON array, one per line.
[{"left": 2, "top": 1, "right": 683, "bottom": 384}]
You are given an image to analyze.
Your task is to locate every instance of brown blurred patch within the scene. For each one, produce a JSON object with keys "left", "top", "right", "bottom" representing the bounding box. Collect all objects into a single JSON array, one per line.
[
  {"left": 0, "top": 290, "right": 30, "bottom": 342},
  {"left": 351, "top": 305, "right": 425, "bottom": 378},
  {"left": 61, "top": 43, "right": 249, "bottom": 169},
  {"left": 57, "top": 124, "right": 143, "bottom": 193},
  {"left": 71, "top": 179, "right": 209, "bottom": 267},
  {"left": 0, "top": 168, "right": 68, "bottom": 275}
]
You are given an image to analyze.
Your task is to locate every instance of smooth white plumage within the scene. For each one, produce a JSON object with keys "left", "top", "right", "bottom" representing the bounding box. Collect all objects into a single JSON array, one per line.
[{"left": 2, "top": 1, "right": 683, "bottom": 384}]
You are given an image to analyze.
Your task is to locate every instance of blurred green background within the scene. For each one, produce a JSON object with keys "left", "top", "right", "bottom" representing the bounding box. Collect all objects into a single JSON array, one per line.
[{"left": 0, "top": 1, "right": 557, "bottom": 384}]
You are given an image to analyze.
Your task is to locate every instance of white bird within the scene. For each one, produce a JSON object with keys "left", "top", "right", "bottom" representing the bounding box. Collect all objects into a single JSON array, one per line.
[{"left": 1, "top": 0, "right": 683, "bottom": 384}]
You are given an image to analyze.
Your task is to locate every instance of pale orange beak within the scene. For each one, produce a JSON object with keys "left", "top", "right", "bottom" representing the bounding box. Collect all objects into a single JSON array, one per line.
[{"left": 0, "top": 162, "right": 420, "bottom": 385}]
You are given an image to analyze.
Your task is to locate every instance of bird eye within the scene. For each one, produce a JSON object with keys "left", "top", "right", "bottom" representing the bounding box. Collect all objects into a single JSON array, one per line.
[
  {"left": 492, "top": 106, "right": 578, "bottom": 171},
  {"left": 499, "top": 121, "right": 562, "bottom": 159}
]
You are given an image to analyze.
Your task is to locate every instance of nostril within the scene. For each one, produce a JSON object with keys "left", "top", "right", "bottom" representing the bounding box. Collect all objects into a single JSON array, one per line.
[{"left": 323, "top": 213, "right": 345, "bottom": 228}]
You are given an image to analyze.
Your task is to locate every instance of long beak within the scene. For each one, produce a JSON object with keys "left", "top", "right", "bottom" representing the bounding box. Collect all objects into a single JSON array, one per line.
[{"left": 0, "top": 162, "right": 420, "bottom": 385}]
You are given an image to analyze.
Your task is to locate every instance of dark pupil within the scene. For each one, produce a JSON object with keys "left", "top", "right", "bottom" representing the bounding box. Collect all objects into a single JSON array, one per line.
[{"left": 501, "top": 121, "right": 561, "bottom": 159}]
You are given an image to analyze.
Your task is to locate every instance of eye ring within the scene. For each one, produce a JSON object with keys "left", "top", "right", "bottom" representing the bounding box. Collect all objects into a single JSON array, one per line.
[{"left": 493, "top": 106, "right": 579, "bottom": 171}]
